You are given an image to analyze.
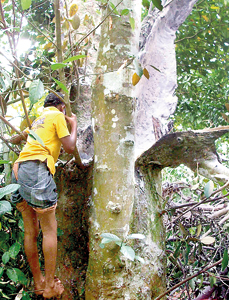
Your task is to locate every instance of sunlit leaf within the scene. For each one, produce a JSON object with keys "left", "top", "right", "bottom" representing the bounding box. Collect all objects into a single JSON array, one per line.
[
  {"left": 63, "top": 55, "right": 86, "bottom": 63},
  {"left": 132, "top": 73, "right": 140, "bottom": 86},
  {"left": 21, "top": 0, "right": 31, "bottom": 10},
  {"left": 29, "top": 79, "right": 44, "bottom": 104},
  {"left": 202, "top": 15, "right": 209, "bottom": 22},
  {"left": 152, "top": 0, "right": 163, "bottom": 11},
  {"left": 121, "top": 9, "right": 129, "bottom": 16},
  {"left": 129, "top": 17, "right": 135, "bottom": 30},
  {"left": 143, "top": 68, "right": 150, "bottom": 79},
  {"left": 204, "top": 180, "right": 214, "bottom": 198},
  {"left": 210, "top": 5, "right": 220, "bottom": 9},
  {"left": 69, "top": 3, "right": 78, "bottom": 17},
  {"left": 101, "top": 233, "right": 122, "bottom": 242},
  {"left": 0, "top": 185, "right": 20, "bottom": 200},
  {"left": 51, "top": 63, "right": 67, "bottom": 71},
  {"left": 196, "top": 224, "right": 201, "bottom": 237},
  {"left": 200, "top": 236, "right": 215, "bottom": 245},
  {"left": 120, "top": 245, "right": 135, "bottom": 261},
  {"left": 52, "top": 78, "right": 69, "bottom": 94},
  {"left": 0, "top": 160, "right": 10, "bottom": 164}
]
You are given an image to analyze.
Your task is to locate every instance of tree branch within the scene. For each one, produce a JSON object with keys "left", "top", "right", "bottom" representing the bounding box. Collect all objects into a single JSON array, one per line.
[{"left": 155, "top": 258, "right": 223, "bottom": 300}]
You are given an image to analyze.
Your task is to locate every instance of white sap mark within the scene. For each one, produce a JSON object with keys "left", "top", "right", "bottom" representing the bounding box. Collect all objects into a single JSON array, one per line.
[
  {"left": 111, "top": 109, "right": 116, "bottom": 114},
  {"left": 112, "top": 123, "right": 116, "bottom": 128},
  {"left": 112, "top": 115, "right": 119, "bottom": 122},
  {"left": 94, "top": 220, "right": 100, "bottom": 230},
  {"left": 92, "top": 118, "right": 95, "bottom": 133},
  {"left": 116, "top": 277, "right": 124, "bottom": 288},
  {"left": 94, "top": 188, "right": 98, "bottom": 195},
  {"left": 94, "top": 155, "right": 98, "bottom": 163},
  {"left": 103, "top": 72, "right": 123, "bottom": 95}
]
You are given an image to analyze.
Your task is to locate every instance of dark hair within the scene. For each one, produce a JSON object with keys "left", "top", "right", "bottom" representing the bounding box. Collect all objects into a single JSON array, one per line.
[{"left": 44, "top": 92, "right": 64, "bottom": 107}]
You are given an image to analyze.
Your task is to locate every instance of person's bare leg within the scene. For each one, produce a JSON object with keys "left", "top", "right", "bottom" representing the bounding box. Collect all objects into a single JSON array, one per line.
[
  {"left": 18, "top": 202, "right": 45, "bottom": 294},
  {"left": 38, "top": 208, "right": 64, "bottom": 298}
]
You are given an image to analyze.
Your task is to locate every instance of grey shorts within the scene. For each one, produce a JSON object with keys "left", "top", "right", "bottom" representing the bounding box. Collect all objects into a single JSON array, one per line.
[{"left": 11, "top": 160, "right": 58, "bottom": 209}]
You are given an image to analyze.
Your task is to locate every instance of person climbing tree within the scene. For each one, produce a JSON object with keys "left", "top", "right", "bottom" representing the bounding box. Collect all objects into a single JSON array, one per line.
[{"left": 10, "top": 92, "right": 77, "bottom": 298}]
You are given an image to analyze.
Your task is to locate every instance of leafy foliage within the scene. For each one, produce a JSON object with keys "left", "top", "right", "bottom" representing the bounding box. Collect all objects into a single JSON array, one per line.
[
  {"left": 0, "top": 162, "right": 32, "bottom": 299},
  {"left": 163, "top": 167, "right": 229, "bottom": 299},
  {"left": 99, "top": 232, "right": 145, "bottom": 263},
  {"left": 175, "top": 0, "right": 228, "bottom": 130}
]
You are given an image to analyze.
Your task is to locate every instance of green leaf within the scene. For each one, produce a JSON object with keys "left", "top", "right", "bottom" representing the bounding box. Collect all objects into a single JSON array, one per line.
[
  {"left": 51, "top": 63, "right": 67, "bottom": 71},
  {"left": 0, "top": 267, "right": 4, "bottom": 279},
  {"left": 152, "top": 0, "right": 163, "bottom": 10},
  {"left": 120, "top": 245, "right": 135, "bottom": 261},
  {"left": 9, "top": 242, "right": 21, "bottom": 259},
  {"left": 15, "top": 268, "right": 28, "bottom": 285},
  {"left": 29, "top": 79, "right": 44, "bottom": 104},
  {"left": 150, "top": 65, "right": 161, "bottom": 72},
  {"left": 0, "top": 201, "right": 12, "bottom": 216},
  {"left": 210, "top": 275, "right": 216, "bottom": 288},
  {"left": 0, "top": 160, "right": 10, "bottom": 164},
  {"left": 2, "top": 252, "right": 10, "bottom": 264},
  {"left": 52, "top": 78, "right": 69, "bottom": 95},
  {"left": 222, "top": 249, "right": 228, "bottom": 271},
  {"left": 63, "top": 55, "right": 86, "bottom": 63},
  {"left": 121, "top": 9, "right": 129, "bottom": 16},
  {"left": 101, "top": 233, "right": 122, "bottom": 242},
  {"left": 99, "top": 243, "right": 105, "bottom": 249},
  {"left": 6, "top": 269, "right": 17, "bottom": 282},
  {"left": 127, "top": 233, "right": 145, "bottom": 240},
  {"left": 109, "top": 2, "right": 119, "bottom": 15},
  {"left": 129, "top": 17, "right": 135, "bottom": 30},
  {"left": 204, "top": 180, "right": 214, "bottom": 198},
  {"left": 28, "top": 130, "right": 45, "bottom": 147},
  {"left": 22, "top": 291, "right": 31, "bottom": 300},
  {"left": 0, "top": 184, "right": 20, "bottom": 200},
  {"left": 21, "top": 0, "right": 31, "bottom": 10}
]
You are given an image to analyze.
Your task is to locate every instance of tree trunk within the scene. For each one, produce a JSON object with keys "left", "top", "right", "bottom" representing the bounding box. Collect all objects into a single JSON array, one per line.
[
  {"left": 85, "top": 0, "right": 142, "bottom": 298},
  {"left": 54, "top": 0, "right": 201, "bottom": 298}
]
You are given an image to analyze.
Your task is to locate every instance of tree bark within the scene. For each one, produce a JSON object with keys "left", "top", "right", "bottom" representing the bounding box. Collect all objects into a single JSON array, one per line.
[{"left": 85, "top": 0, "right": 142, "bottom": 298}]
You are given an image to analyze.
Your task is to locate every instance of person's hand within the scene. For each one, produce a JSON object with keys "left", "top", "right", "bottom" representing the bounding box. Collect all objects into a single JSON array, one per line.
[{"left": 65, "top": 113, "right": 77, "bottom": 128}]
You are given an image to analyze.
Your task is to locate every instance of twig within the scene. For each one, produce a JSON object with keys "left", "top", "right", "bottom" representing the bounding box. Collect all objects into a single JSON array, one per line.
[
  {"left": 76, "top": 0, "right": 124, "bottom": 47},
  {"left": 172, "top": 180, "right": 229, "bottom": 223},
  {"left": 155, "top": 258, "right": 223, "bottom": 300},
  {"left": 0, "top": 136, "right": 18, "bottom": 153}
]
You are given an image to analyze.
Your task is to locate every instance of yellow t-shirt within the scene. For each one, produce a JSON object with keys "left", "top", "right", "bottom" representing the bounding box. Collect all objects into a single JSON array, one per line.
[{"left": 16, "top": 107, "right": 70, "bottom": 175}]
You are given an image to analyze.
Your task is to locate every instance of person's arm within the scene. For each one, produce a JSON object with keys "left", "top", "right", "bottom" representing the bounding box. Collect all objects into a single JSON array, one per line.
[
  {"left": 9, "top": 131, "right": 28, "bottom": 145},
  {"left": 60, "top": 114, "right": 77, "bottom": 154}
]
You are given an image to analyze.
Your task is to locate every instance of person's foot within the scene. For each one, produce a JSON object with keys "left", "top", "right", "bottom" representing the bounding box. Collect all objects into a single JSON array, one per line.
[
  {"left": 34, "top": 277, "right": 45, "bottom": 295},
  {"left": 43, "top": 279, "right": 64, "bottom": 299}
]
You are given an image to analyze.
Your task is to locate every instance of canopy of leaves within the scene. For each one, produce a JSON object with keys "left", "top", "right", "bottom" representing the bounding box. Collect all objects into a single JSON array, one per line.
[{"left": 175, "top": 0, "right": 228, "bottom": 130}]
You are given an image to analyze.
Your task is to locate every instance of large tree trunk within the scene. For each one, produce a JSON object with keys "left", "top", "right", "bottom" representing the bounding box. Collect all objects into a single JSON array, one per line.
[
  {"left": 85, "top": 0, "right": 142, "bottom": 298},
  {"left": 54, "top": 0, "right": 200, "bottom": 299}
]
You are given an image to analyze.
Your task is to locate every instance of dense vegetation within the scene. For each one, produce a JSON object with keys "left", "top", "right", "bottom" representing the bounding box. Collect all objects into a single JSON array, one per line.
[{"left": 0, "top": 0, "right": 228, "bottom": 298}]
